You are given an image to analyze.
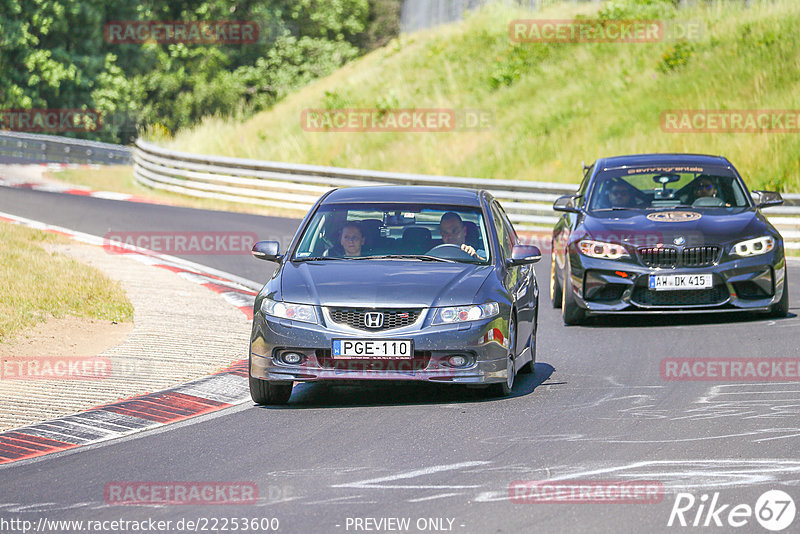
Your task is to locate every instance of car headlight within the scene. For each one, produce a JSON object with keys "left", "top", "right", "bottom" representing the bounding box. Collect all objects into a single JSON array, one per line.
[
  {"left": 732, "top": 236, "right": 775, "bottom": 257},
  {"left": 433, "top": 302, "right": 499, "bottom": 325},
  {"left": 578, "top": 239, "right": 630, "bottom": 260},
  {"left": 260, "top": 298, "right": 317, "bottom": 324}
]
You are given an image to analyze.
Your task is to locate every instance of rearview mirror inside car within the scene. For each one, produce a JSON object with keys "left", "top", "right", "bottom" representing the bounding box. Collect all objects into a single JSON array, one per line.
[
  {"left": 751, "top": 190, "right": 784, "bottom": 209},
  {"left": 252, "top": 241, "right": 282, "bottom": 262},
  {"left": 508, "top": 244, "right": 542, "bottom": 265},
  {"left": 653, "top": 173, "right": 680, "bottom": 185}
]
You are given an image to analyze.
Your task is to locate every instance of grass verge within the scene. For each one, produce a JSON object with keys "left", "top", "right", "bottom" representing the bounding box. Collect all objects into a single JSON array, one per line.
[{"left": 0, "top": 221, "right": 134, "bottom": 343}]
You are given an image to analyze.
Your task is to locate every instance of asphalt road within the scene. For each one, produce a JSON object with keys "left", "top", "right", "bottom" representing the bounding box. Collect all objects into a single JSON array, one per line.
[{"left": 1, "top": 184, "right": 800, "bottom": 534}]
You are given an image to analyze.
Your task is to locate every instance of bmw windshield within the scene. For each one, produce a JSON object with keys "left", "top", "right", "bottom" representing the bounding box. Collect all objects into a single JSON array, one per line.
[
  {"left": 292, "top": 203, "right": 492, "bottom": 264},
  {"left": 588, "top": 165, "right": 751, "bottom": 211}
]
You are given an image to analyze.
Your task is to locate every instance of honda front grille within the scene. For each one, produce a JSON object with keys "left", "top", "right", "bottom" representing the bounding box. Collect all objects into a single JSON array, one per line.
[{"left": 328, "top": 308, "right": 421, "bottom": 331}]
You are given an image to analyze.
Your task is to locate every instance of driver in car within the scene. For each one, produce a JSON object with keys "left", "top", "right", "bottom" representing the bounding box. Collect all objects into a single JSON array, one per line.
[
  {"left": 439, "top": 212, "right": 480, "bottom": 258},
  {"left": 695, "top": 178, "right": 718, "bottom": 198},
  {"left": 691, "top": 177, "right": 730, "bottom": 206}
]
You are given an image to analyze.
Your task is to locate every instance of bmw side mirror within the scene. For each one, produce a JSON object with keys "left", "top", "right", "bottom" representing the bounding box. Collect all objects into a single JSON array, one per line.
[
  {"left": 252, "top": 240, "right": 282, "bottom": 262},
  {"left": 553, "top": 195, "right": 581, "bottom": 213},
  {"left": 508, "top": 244, "right": 542, "bottom": 266},
  {"left": 751, "top": 190, "right": 784, "bottom": 209}
]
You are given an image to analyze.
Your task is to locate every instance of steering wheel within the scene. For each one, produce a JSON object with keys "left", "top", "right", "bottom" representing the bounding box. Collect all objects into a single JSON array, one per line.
[
  {"left": 693, "top": 197, "right": 725, "bottom": 207},
  {"left": 426, "top": 243, "right": 476, "bottom": 260}
]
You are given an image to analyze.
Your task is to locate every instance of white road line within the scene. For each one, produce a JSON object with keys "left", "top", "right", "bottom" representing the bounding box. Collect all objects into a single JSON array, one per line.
[
  {"left": 332, "top": 461, "right": 490, "bottom": 489},
  {"left": 407, "top": 492, "right": 463, "bottom": 503}
]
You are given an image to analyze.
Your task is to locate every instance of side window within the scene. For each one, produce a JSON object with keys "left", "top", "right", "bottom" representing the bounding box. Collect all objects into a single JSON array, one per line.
[
  {"left": 497, "top": 203, "right": 518, "bottom": 246},
  {"left": 491, "top": 202, "right": 513, "bottom": 259},
  {"left": 576, "top": 164, "right": 593, "bottom": 208}
]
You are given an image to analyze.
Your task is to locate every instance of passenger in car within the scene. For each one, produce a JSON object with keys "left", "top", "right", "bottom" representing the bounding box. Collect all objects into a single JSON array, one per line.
[
  {"left": 607, "top": 184, "right": 636, "bottom": 208},
  {"left": 439, "top": 212, "right": 480, "bottom": 258},
  {"left": 326, "top": 222, "right": 367, "bottom": 257}
]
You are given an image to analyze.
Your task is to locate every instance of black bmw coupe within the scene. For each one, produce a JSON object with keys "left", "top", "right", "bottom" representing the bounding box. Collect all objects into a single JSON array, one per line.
[{"left": 551, "top": 154, "right": 788, "bottom": 324}]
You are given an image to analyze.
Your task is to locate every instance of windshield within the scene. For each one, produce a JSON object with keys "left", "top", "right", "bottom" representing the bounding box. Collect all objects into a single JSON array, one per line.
[
  {"left": 588, "top": 165, "right": 750, "bottom": 211},
  {"left": 292, "top": 203, "right": 491, "bottom": 263}
]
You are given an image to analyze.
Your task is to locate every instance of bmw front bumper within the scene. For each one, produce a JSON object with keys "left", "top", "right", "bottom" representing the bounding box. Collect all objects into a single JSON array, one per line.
[
  {"left": 249, "top": 308, "right": 512, "bottom": 385},
  {"left": 566, "top": 249, "right": 786, "bottom": 314}
]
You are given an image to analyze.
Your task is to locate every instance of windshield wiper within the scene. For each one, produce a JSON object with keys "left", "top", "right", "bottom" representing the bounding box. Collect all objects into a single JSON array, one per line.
[
  {"left": 291, "top": 257, "right": 348, "bottom": 262},
  {"left": 646, "top": 204, "right": 693, "bottom": 209},
  {"left": 591, "top": 207, "right": 635, "bottom": 212},
  {"left": 365, "top": 254, "right": 457, "bottom": 263}
]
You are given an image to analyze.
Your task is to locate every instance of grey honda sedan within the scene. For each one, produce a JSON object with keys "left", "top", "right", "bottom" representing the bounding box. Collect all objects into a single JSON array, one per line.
[{"left": 249, "top": 186, "right": 541, "bottom": 404}]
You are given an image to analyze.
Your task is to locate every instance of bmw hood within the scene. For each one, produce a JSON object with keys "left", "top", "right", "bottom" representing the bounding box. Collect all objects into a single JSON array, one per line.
[
  {"left": 279, "top": 261, "right": 494, "bottom": 308},
  {"left": 581, "top": 208, "right": 773, "bottom": 247}
]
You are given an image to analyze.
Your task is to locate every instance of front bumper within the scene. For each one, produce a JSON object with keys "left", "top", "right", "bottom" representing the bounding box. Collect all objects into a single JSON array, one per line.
[
  {"left": 567, "top": 249, "right": 786, "bottom": 314},
  {"left": 249, "top": 308, "right": 511, "bottom": 385}
]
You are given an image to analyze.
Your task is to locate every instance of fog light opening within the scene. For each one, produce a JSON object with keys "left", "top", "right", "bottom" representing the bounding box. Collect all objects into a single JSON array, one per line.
[
  {"left": 281, "top": 352, "right": 304, "bottom": 365},
  {"left": 447, "top": 354, "right": 470, "bottom": 368}
]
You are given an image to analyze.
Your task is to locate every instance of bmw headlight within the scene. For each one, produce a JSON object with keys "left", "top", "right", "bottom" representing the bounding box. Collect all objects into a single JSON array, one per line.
[
  {"left": 433, "top": 302, "right": 499, "bottom": 325},
  {"left": 578, "top": 239, "right": 630, "bottom": 260},
  {"left": 732, "top": 236, "right": 775, "bottom": 257},
  {"left": 260, "top": 298, "right": 317, "bottom": 324}
]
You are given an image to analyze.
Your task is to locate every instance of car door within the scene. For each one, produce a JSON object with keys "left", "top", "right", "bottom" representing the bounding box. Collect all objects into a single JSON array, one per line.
[{"left": 491, "top": 201, "right": 536, "bottom": 355}]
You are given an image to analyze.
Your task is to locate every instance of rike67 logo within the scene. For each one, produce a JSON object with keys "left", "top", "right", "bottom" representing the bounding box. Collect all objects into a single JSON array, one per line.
[{"left": 668, "top": 490, "right": 796, "bottom": 531}]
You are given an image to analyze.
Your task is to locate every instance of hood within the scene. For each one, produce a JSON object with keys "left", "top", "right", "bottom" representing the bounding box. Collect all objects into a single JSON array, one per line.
[
  {"left": 280, "top": 260, "right": 494, "bottom": 308},
  {"left": 580, "top": 208, "right": 770, "bottom": 247}
]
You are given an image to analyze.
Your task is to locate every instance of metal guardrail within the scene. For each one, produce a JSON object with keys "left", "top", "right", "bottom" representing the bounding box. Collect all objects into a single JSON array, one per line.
[
  {"left": 0, "top": 130, "right": 131, "bottom": 165},
  {"left": 133, "top": 138, "right": 800, "bottom": 248},
  {"left": 0, "top": 129, "right": 795, "bottom": 247},
  {"left": 133, "top": 138, "right": 570, "bottom": 230}
]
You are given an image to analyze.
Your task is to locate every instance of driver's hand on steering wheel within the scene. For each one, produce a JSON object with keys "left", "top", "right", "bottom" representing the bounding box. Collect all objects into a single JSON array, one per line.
[{"left": 460, "top": 244, "right": 478, "bottom": 257}]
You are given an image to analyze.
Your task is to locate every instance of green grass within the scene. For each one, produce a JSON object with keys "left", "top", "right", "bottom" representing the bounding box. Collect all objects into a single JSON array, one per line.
[
  {"left": 163, "top": 0, "right": 800, "bottom": 193},
  {"left": 0, "top": 222, "right": 133, "bottom": 343}
]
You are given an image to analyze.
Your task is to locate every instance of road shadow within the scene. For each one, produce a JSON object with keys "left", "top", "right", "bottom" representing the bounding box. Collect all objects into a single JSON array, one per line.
[
  {"left": 576, "top": 310, "right": 797, "bottom": 329},
  {"left": 254, "top": 363, "right": 556, "bottom": 409}
]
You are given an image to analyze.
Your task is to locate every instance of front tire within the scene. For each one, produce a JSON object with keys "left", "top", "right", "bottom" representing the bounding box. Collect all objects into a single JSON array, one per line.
[
  {"left": 250, "top": 377, "right": 293, "bottom": 405},
  {"left": 487, "top": 316, "right": 516, "bottom": 397},
  {"left": 770, "top": 270, "right": 789, "bottom": 318},
  {"left": 550, "top": 250, "right": 562, "bottom": 308},
  {"left": 562, "top": 265, "right": 586, "bottom": 326},
  {"left": 519, "top": 321, "right": 536, "bottom": 374}
]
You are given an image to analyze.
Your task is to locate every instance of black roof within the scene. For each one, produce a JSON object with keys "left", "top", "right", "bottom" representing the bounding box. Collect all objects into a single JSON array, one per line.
[
  {"left": 322, "top": 186, "right": 483, "bottom": 206},
  {"left": 598, "top": 153, "right": 734, "bottom": 170}
]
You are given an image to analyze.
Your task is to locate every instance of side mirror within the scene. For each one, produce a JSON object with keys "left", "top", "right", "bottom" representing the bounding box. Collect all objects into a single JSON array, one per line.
[
  {"left": 252, "top": 241, "right": 282, "bottom": 262},
  {"left": 553, "top": 194, "right": 581, "bottom": 213},
  {"left": 508, "top": 244, "right": 542, "bottom": 266},
  {"left": 752, "top": 190, "right": 784, "bottom": 209}
]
